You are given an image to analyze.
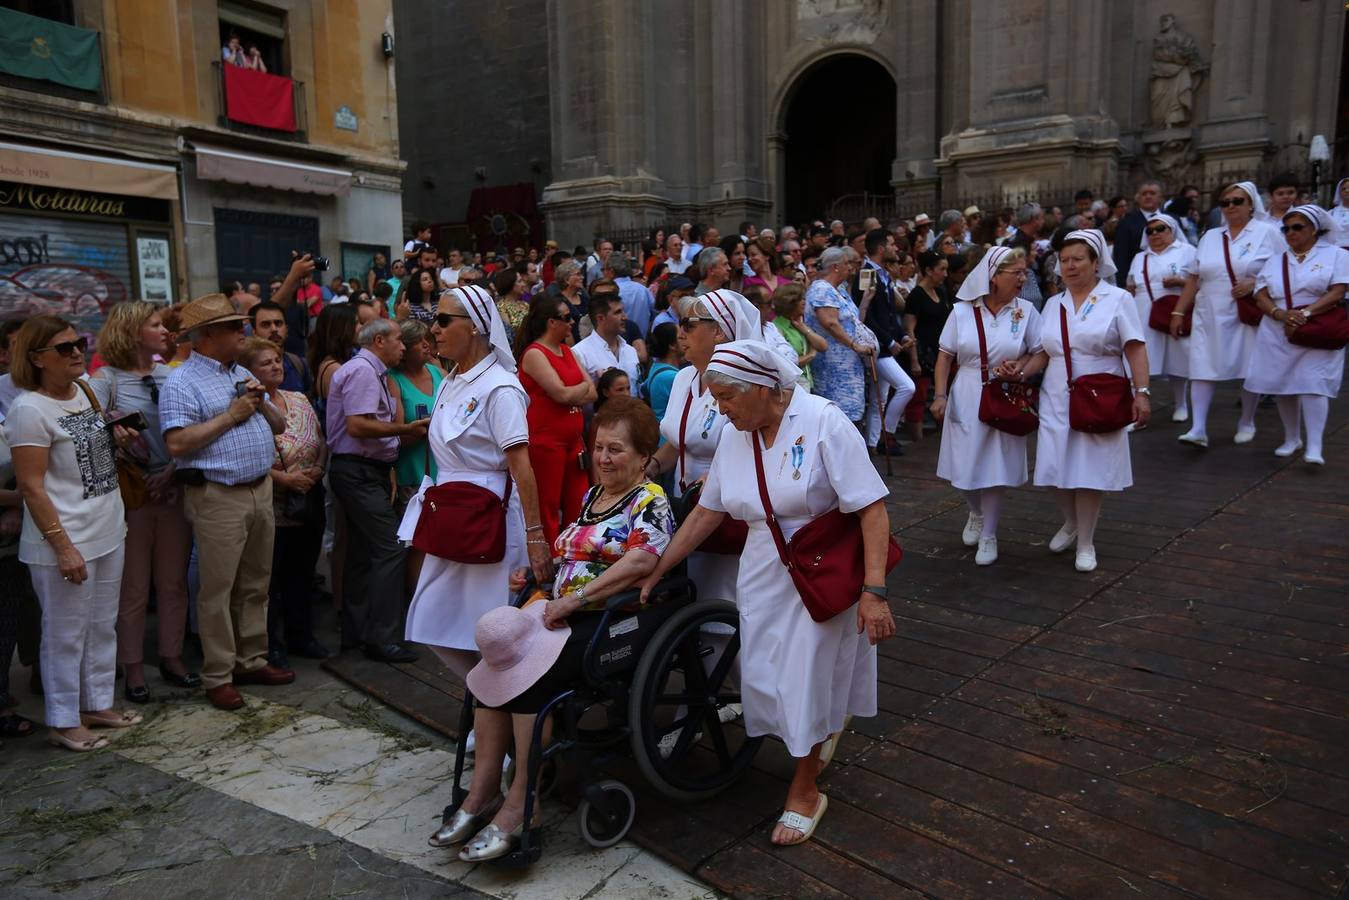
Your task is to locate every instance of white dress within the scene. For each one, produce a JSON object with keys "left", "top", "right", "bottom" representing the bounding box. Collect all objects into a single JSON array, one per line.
[
  {"left": 698, "top": 390, "right": 886, "bottom": 758},
  {"left": 1243, "top": 244, "right": 1349, "bottom": 398},
  {"left": 935, "top": 298, "right": 1043, "bottom": 490},
  {"left": 1188, "top": 222, "right": 1282, "bottom": 381},
  {"left": 658, "top": 366, "right": 737, "bottom": 604},
  {"left": 1126, "top": 241, "right": 1196, "bottom": 378},
  {"left": 1034, "top": 281, "right": 1145, "bottom": 492},
  {"left": 402, "top": 357, "right": 529, "bottom": 650}
]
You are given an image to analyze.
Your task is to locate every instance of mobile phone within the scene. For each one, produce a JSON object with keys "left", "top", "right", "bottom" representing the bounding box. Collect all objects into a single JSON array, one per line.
[
  {"left": 105, "top": 410, "right": 148, "bottom": 432},
  {"left": 414, "top": 403, "right": 429, "bottom": 420},
  {"left": 234, "top": 381, "right": 252, "bottom": 398},
  {"left": 858, "top": 268, "right": 875, "bottom": 292}
]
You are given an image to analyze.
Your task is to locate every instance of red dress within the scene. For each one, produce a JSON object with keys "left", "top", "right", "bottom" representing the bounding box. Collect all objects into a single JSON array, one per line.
[{"left": 519, "top": 342, "right": 589, "bottom": 544}]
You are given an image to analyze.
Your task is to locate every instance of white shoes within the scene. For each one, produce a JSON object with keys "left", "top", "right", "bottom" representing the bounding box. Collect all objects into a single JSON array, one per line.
[
  {"left": 1075, "top": 548, "right": 1098, "bottom": 573},
  {"left": 975, "top": 537, "right": 998, "bottom": 566},
  {"left": 1274, "top": 440, "right": 1303, "bottom": 458},
  {"left": 1234, "top": 427, "right": 1256, "bottom": 445},
  {"left": 1048, "top": 525, "right": 1077, "bottom": 554},
  {"left": 1305, "top": 452, "right": 1325, "bottom": 466},
  {"left": 1178, "top": 431, "right": 1209, "bottom": 448},
  {"left": 961, "top": 513, "right": 984, "bottom": 547},
  {"left": 1171, "top": 406, "right": 1189, "bottom": 423}
]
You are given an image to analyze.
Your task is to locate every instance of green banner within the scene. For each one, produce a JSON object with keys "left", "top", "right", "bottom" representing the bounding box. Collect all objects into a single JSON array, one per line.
[{"left": 0, "top": 7, "right": 102, "bottom": 92}]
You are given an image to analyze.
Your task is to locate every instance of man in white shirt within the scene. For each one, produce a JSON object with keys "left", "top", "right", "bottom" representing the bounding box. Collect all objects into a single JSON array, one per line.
[
  {"left": 663, "top": 234, "right": 690, "bottom": 275},
  {"left": 1260, "top": 172, "right": 1299, "bottom": 230},
  {"left": 439, "top": 248, "right": 465, "bottom": 287},
  {"left": 571, "top": 294, "right": 640, "bottom": 395}
]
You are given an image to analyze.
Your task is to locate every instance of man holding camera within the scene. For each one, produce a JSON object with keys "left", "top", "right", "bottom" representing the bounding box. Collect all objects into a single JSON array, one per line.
[{"left": 159, "top": 293, "right": 288, "bottom": 711}]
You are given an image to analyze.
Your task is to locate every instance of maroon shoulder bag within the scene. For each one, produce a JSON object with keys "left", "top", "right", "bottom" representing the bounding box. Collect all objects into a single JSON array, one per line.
[
  {"left": 1224, "top": 233, "right": 1264, "bottom": 327},
  {"left": 1282, "top": 252, "right": 1349, "bottom": 351},
  {"left": 413, "top": 475, "right": 513, "bottom": 564},
  {"left": 678, "top": 387, "right": 747, "bottom": 555},
  {"left": 752, "top": 431, "right": 902, "bottom": 623},
  {"left": 971, "top": 303, "right": 1040, "bottom": 436},
  {"left": 1060, "top": 304, "right": 1135, "bottom": 434},
  {"left": 1143, "top": 254, "right": 1190, "bottom": 334}
]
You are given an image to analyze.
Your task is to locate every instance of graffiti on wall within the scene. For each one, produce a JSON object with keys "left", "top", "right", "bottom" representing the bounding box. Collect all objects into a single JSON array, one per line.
[{"left": 0, "top": 216, "right": 131, "bottom": 342}]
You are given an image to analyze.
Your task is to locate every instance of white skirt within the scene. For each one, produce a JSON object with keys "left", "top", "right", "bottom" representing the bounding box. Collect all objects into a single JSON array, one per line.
[
  {"left": 1188, "top": 281, "right": 1257, "bottom": 381},
  {"left": 935, "top": 367, "right": 1030, "bottom": 491},
  {"left": 1033, "top": 359, "right": 1134, "bottom": 492},
  {"left": 1133, "top": 293, "right": 1190, "bottom": 378},
  {"left": 1242, "top": 315, "right": 1344, "bottom": 398}
]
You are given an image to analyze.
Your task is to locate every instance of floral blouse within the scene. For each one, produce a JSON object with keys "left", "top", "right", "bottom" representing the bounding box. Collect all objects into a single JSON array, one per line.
[
  {"left": 553, "top": 482, "right": 675, "bottom": 610},
  {"left": 272, "top": 390, "right": 323, "bottom": 526}
]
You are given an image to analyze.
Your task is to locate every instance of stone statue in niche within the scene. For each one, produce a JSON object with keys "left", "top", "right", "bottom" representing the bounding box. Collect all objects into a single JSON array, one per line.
[
  {"left": 1149, "top": 14, "right": 1208, "bottom": 128},
  {"left": 796, "top": 0, "right": 886, "bottom": 43}
]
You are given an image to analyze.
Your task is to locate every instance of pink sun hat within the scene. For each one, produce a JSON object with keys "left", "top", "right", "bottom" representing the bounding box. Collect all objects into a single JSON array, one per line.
[{"left": 466, "top": 601, "right": 570, "bottom": 708}]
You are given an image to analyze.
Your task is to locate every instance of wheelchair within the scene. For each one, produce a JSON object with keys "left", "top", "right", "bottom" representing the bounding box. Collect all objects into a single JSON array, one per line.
[{"left": 439, "top": 569, "right": 762, "bottom": 867}]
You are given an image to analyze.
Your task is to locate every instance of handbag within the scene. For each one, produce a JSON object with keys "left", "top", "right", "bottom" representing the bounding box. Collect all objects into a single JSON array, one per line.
[
  {"left": 1143, "top": 255, "right": 1190, "bottom": 335},
  {"left": 1059, "top": 305, "right": 1136, "bottom": 434},
  {"left": 751, "top": 431, "right": 902, "bottom": 623},
  {"left": 1282, "top": 253, "right": 1349, "bottom": 351},
  {"left": 677, "top": 389, "right": 747, "bottom": 554},
  {"left": 1224, "top": 233, "right": 1263, "bottom": 327},
  {"left": 971, "top": 303, "right": 1039, "bottom": 436},
  {"left": 412, "top": 475, "right": 512, "bottom": 563},
  {"left": 275, "top": 439, "right": 325, "bottom": 524},
  {"left": 76, "top": 379, "right": 148, "bottom": 511}
]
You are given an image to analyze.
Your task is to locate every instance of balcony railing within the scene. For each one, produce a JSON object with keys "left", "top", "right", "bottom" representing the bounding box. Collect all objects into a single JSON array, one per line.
[{"left": 212, "top": 61, "right": 307, "bottom": 142}]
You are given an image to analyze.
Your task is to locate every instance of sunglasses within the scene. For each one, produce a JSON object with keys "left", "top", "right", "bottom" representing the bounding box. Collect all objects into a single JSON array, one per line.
[
  {"left": 142, "top": 374, "right": 159, "bottom": 405},
  {"left": 31, "top": 337, "right": 88, "bottom": 357},
  {"left": 679, "top": 316, "right": 717, "bottom": 330},
  {"left": 434, "top": 312, "right": 473, "bottom": 328},
  {"left": 550, "top": 313, "right": 572, "bottom": 322},
  {"left": 1145, "top": 225, "right": 1171, "bottom": 235},
  {"left": 1219, "top": 197, "right": 1248, "bottom": 208},
  {"left": 1280, "top": 223, "right": 1309, "bottom": 234}
]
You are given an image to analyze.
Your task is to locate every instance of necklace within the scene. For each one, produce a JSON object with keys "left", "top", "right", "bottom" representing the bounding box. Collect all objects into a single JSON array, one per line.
[{"left": 1294, "top": 249, "right": 1312, "bottom": 264}]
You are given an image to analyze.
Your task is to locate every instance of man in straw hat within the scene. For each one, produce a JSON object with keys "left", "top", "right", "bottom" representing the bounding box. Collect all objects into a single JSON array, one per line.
[{"left": 159, "top": 293, "right": 290, "bottom": 711}]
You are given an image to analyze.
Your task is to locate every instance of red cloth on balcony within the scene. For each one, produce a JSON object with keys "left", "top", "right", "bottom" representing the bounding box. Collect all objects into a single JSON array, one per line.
[{"left": 223, "top": 65, "right": 296, "bottom": 132}]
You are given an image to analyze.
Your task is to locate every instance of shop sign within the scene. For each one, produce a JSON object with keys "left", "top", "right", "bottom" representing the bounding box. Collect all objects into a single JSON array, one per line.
[{"left": 0, "top": 180, "right": 169, "bottom": 222}]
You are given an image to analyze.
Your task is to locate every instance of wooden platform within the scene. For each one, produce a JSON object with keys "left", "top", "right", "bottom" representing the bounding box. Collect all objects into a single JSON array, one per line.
[{"left": 334, "top": 381, "right": 1349, "bottom": 899}]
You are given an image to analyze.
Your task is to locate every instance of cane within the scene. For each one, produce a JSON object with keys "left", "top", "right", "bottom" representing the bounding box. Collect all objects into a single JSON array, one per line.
[{"left": 869, "top": 355, "right": 893, "bottom": 477}]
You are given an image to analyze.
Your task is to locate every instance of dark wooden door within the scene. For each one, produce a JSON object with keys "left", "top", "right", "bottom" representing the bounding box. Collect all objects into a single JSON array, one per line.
[{"left": 213, "top": 207, "right": 319, "bottom": 289}]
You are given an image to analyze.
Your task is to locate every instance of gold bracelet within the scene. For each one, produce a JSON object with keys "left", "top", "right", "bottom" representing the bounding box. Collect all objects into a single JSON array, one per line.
[
  {"left": 525, "top": 523, "right": 544, "bottom": 533},
  {"left": 41, "top": 522, "right": 63, "bottom": 536}
]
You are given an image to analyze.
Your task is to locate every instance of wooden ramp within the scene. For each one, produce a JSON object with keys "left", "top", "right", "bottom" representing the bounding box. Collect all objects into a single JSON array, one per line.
[{"left": 336, "top": 380, "right": 1349, "bottom": 898}]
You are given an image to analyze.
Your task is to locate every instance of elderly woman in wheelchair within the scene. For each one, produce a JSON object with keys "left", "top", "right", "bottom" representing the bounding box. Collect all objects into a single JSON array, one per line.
[{"left": 438, "top": 396, "right": 677, "bottom": 862}]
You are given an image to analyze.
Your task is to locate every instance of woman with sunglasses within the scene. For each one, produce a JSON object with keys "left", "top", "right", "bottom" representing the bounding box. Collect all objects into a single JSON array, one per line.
[
  {"left": 1170, "top": 182, "right": 1282, "bottom": 447},
  {"left": 514, "top": 295, "right": 596, "bottom": 545},
  {"left": 91, "top": 302, "right": 198, "bottom": 702},
  {"left": 5, "top": 316, "right": 142, "bottom": 751},
  {"left": 1242, "top": 205, "right": 1349, "bottom": 465},
  {"left": 1125, "top": 213, "right": 1196, "bottom": 422}
]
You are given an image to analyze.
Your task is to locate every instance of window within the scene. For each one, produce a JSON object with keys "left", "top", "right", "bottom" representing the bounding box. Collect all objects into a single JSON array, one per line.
[
  {"left": 218, "top": 0, "right": 285, "bottom": 76},
  {"left": 0, "top": 0, "right": 75, "bottom": 25}
]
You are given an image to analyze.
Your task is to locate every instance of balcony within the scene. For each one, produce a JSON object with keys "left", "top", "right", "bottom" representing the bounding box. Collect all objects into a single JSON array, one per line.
[
  {"left": 212, "top": 61, "right": 307, "bottom": 142},
  {"left": 0, "top": 7, "right": 105, "bottom": 104}
]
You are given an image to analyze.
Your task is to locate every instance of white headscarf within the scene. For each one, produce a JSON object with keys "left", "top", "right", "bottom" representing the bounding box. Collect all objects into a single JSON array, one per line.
[
  {"left": 450, "top": 284, "right": 516, "bottom": 373},
  {"left": 956, "top": 245, "right": 1015, "bottom": 301},
  {"left": 1224, "top": 181, "right": 1268, "bottom": 218},
  {"left": 1139, "top": 212, "right": 1183, "bottom": 251},
  {"left": 707, "top": 339, "right": 801, "bottom": 390},
  {"left": 1284, "top": 203, "right": 1341, "bottom": 248},
  {"left": 1330, "top": 178, "right": 1348, "bottom": 210},
  {"left": 1063, "top": 228, "right": 1117, "bottom": 280},
  {"left": 697, "top": 289, "right": 761, "bottom": 342}
]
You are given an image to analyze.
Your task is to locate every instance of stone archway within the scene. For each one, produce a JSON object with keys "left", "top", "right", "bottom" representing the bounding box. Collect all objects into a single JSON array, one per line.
[{"left": 779, "top": 53, "right": 897, "bottom": 225}]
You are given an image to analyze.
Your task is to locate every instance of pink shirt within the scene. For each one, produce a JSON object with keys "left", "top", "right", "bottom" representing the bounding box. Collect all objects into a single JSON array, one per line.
[{"left": 325, "top": 348, "right": 398, "bottom": 461}]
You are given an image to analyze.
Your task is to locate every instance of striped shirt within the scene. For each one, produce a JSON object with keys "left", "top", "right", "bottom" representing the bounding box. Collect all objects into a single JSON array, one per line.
[{"left": 159, "top": 351, "right": 275, "bottom": 484}]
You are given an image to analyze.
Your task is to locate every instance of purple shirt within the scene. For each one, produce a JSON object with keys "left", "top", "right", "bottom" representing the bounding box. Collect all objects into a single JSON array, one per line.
[{"left": 325, "top": 348, "right": 399, "bottom": 461}]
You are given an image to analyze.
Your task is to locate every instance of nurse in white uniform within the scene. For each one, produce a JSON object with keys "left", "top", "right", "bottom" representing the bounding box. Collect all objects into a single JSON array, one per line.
[
  {"left": 401, "top": 284, "right": 553, "bottom": 676},
  {"left": 1170, "top": 182, "right": 1282, "bottom": 447},
  {"left": 931, "top": 246, "right": 1043, "bottom": 566},
  {"left": 1021, "top": 230, "right": 1151, "bottom": 574},
  {"left": 641, "top": 340, "right": 896, "bottom": 849},
  {"left": 1328, "top": 178, "right": 1349, "bottom": 247},
  {"left": 1244, "top": 205, "right": 1349, "bottom": 465},
  {"left": 1125, "top": 213, "right": 1195, "bottom": 421}
]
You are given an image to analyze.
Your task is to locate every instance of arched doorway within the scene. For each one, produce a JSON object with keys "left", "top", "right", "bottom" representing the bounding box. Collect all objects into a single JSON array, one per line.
[{"left": 781, "top": 54, "right": 897, "bottom": 225}]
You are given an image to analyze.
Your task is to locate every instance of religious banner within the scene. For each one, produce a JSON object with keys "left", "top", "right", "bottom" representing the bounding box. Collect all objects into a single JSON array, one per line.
[{"left": 0, "top": 7, "right": 103, "bottom": 92}]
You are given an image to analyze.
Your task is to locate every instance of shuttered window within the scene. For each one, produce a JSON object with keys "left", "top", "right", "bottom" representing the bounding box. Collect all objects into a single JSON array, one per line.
[{"left": 0, "top": 211, "right": 131, "bottom": 333}]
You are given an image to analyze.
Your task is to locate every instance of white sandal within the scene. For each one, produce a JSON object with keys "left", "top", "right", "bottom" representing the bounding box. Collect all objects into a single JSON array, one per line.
[
  {"left": 774, "top": 793, "right": 828, "bottom": 846},
  {"left": 818, "top": 715, "right": 853, "bottom": 768}
]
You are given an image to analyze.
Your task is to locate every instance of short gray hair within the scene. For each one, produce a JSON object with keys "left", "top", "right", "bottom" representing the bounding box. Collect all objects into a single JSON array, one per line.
[
  {"left": 703, "top": 368, "right": 754, "bottom": 394},
  {"left": 555, "top": 259, "right": 583, "bottom": 283},
  {"left": 607, "top": 254, "right": 632, "bottom": 278},
  {"left": 696, "top": 247, "right": 726, "bottom": 272},
  {"left": 1015, "top": 202, "right": 1043, "bottom": 226},
  {"left": 937, "top": 209, "right": 964, "bottom": 232},
  {"left": 819, "top": 246, "right": 849, "bottom": 270},
  {"left": 399, "top": 319, "right": 430, "bottom": 345},
  {"left": 357, "top": 318, "right": 397, "bottom": 347}
]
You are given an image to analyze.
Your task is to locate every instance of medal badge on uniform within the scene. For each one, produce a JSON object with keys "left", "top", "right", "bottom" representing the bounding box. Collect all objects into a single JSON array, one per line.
[
  {"left": 1081, "top": 294, "right": 1099, "bottom": 319},
  {"left": 1010, "top": 306, "right": 1024, "bottom": 335},
  {"left": 700, "top": 407, "right": 716, "bottom": 439},
  {"left": 455, "top": 397, "right": 480, "bottom": 426},
  {"left": 791, "top": 435, "right": 805, "bottom": 480}
]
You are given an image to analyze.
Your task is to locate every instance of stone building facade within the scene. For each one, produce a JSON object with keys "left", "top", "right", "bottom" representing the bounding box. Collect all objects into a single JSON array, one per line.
[{"left": 0, "top": 0, "right": 404, "bottom": 326}]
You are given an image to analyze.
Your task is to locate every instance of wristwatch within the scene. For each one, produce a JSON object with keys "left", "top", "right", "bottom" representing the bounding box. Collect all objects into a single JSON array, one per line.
[
  {"left": 862, "top": 584, "right": 888, "bottom": 599},
  {"left": 1134, "top": 386, "right": 1150, "bottom": 396}
]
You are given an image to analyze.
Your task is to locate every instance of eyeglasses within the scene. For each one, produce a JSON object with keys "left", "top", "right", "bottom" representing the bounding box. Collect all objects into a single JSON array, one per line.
[
  {"left": 998, "top": 269, "right": 1029, "bottom": 281},
  {"left": 1219, "top": 197, "right": 1248, "bottom": 208},
  {"left": 679, "top": 316, "right": 717, "bottom": 330},
  {"left": 31, "top": 337, "right": 88, "bottom": 357},
  {"left": 550, "top": 313, "right": 572, "bottom": 322},
  {"left": 1145, "top": 225, "right": 1171, "bottom": 236},
  {"left": 141, "top": 374, "right": 159, "bottom": 404},
  {"left": 219, "top": 320, "right": 246, "bottom": 332},
  {"left": 434, "top": 313, "right": 473, "bottom": 328},
  {"left": 1281, "top": 223, "right": 1309, "bottom": 234}
]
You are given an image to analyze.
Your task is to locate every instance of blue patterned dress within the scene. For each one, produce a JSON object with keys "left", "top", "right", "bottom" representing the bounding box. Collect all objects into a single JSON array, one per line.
[{"left": 805, "top": 279, "right": 865, "bottom": 421}]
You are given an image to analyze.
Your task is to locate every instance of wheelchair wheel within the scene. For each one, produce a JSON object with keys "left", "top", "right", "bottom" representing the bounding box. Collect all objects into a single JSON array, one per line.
[
  {"left": 629, "top": 600, "right": 763, "bottom": 802},
  {"left": 577, "top": 779, "right": 636, "bottom": 848}
]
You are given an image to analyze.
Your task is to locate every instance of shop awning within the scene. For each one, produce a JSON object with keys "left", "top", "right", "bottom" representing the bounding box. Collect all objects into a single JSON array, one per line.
[
  {"left": 0, "top": 141, "right": 178, "bottom": 200},
  {"left": 191, "top": 143, "right": 351, "bottom": 197}
]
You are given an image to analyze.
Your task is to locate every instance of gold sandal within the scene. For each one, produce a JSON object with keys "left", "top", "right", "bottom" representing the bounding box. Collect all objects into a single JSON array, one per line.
[
  {"left": 48, "top": 730, "right": 110, "bottom": 752},
  {"left": 81, "top": 709, "right": 143, "bottom": 729}
]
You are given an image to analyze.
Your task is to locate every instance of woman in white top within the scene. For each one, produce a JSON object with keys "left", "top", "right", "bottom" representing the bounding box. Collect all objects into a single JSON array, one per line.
[
  {"left": 1126, "top": 213, "right": 1196, "bottom": 421},
  {"left": 931, "top": 247, "right": 1043, "bottom": 566},
  {"left": 1329, "top": 178, "right": 1349, "bottom": 246},
  {"left": 1243, "top": 205, "right": 1349, "bottom": 465},
  {"left": 1170, "top": 182, "right": 1283, "bottom": 447},
  {"left": 1019, "top": 231, "right": 1151, "bottom": 574},
  {"left": 401, "top": 285, "right": 553, "bottom": 677},
  {"left": 641, "top": 340, "right": 895, "bottom": 848},
  {"left": 6, "top": 316, "right": 140, "bottom": 751}
]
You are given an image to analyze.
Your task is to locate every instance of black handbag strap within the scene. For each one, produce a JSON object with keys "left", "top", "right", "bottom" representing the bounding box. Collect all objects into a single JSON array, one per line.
[
  {"left": 750, "top": 431, "right": 792, "bottom": 571},
  {"left": 971, "top": 303, "right": 991, "bottom": 385},
  {"left": 1059, "top": 304, "right": 1074, "bottom": 385}
]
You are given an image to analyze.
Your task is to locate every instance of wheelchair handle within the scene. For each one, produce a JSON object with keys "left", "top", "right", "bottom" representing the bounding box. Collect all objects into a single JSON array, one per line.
[{"left": 605, "top": 574, "right": 689, "bottom": 610}]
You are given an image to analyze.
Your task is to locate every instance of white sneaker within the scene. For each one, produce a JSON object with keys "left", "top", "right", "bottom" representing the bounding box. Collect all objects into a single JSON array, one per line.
[
  {"left": 1234, "top": 427, "right": 1256, "bottom": 445},
  {"left": 1171, "top": 406, "right": 1189, "bottom": 423},
  {"left": 1304, "top": 452, "right": 1325, "bottom": 466},
  {"left": 1048, "top": 525, "right": 1077, "bottom": 554},
  {"left": 463, "top": 729, "right": 476, "bottom": 755},
  {"left": 1075, "top": 548, "right": 1098, "bottom": 573},
  {"left": 975, "top": 537, "right": 998, "bottom": 566},
  {"left": 961, "top": 513, "right": 984, "bottom": 547},
  {"left": 1274, "top": 440, "right": 1303, "bottom": 458},
  {"left": 717, "top": 703, "right": 743, "bottom": 724},
  {"left": 1178, "top": 431, "right": 1209, "bottom": 448}
]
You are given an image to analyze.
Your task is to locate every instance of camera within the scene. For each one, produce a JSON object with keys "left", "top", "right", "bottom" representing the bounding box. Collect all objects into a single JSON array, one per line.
[{"left": 310, "top": 254, "right": 329, "bottom": 272}]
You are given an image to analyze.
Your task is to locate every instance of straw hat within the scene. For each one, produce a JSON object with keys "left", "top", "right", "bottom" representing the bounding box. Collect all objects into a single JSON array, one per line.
[
  {"left": 178, "top": 293, "right": 247, "bottom": 332},
  {"left": 913, "top": 213, "right": 933, "bottom": 226},
  {"left": 465, "top": 602, "right": 570, "bottom": 708}
]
